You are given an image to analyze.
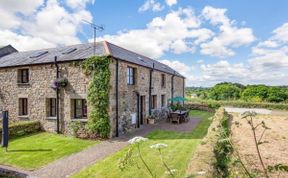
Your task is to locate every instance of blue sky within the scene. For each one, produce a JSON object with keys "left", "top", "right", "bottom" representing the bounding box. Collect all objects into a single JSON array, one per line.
[{"left": 1, "top": 0, "right": 288, "bottom": 86}]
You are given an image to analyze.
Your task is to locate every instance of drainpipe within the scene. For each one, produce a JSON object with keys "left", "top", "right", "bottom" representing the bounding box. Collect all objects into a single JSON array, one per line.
[
  {"left": 183, "top": 77, "right": 185, "bottom": 105},
  {"left": 115, "top": 59, "right": 119, "bottom": 137},
  {"left": 134, "top": 91, "right": 140, "bottom": 128},
  {"left": 171, "top": 72, "right": 175, "bottom": 105},
  {"left": 148, "top": 63, "right": 154, "bottom": 115},
  {"left": 54, "top": 56, "right": 60, "bottom": 134}
]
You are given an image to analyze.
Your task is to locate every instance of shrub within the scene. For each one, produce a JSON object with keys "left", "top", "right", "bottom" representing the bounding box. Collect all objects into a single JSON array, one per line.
[{"left": 0, "top": 121, "right": 41, "bottom": 141}]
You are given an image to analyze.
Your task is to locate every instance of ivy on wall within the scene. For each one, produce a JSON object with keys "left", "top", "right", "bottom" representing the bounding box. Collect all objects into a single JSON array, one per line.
[{"left": 82, "top": 56, "right": 111, "bottom": 138}]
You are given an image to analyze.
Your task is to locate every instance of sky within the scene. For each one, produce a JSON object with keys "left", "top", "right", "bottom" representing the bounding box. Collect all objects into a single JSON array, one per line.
[{"left": 0, "top": 0, "right": 288, "bottom": 87}]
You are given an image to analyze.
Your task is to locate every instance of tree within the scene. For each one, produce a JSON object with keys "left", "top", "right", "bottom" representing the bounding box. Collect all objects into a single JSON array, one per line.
[
  {"left": 241, "top": 85, "right": 269, "bottom": 102},
  {"left": 209, "top": 83, "right": 242, "bottom": 100},
  {"left": 267, "top": 87, "right": 288, "bottom": 102}
]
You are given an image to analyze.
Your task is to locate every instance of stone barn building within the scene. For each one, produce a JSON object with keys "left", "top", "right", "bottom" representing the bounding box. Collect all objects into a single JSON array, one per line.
[{"left": 0, "top": 41, "right": 185, "bottom": 136}]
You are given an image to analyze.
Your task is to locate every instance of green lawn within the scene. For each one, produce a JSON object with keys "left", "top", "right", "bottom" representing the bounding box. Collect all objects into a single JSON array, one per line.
[
  {"left": 73, "top": 110, "right": 214, "bottom": 178},
  {"left": 0, "top": 132, "right": 98, "bottom": 170}
]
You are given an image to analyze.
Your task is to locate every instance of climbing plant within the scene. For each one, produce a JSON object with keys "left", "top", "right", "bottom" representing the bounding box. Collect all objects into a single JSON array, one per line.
[{"left": 82, "top": 56, "right": 111, "bottom": 138}]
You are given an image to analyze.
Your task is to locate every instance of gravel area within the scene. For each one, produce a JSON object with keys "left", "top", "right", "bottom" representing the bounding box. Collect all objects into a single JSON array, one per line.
[
  {"left": 0, "top": 117, "right": 200, "bottom": 178},
  {"left": 225, "top": 107, "right": 272, "bottom": 114}
]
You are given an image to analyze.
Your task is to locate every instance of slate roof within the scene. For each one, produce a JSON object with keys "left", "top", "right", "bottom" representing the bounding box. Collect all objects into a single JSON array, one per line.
[{"left": 0, "top": 41, "right": 184, "bottom": 77}]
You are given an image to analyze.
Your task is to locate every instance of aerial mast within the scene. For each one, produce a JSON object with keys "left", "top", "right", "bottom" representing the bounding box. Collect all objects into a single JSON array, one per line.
[{"left": 82, "top": 20, "right": 104, "bottom": 55}]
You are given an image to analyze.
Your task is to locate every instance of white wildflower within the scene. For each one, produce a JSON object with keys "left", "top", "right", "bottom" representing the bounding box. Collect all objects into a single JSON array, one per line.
[
  {"left": 165, "top": 169, "right": 177, "bottom": 174},
  {"left": 150, "top": 143, "right": 168, "bottom": 149},
  {"left": 128, "top": 136, "right": 148, "bottom": 144},
  {"left": 197, "top": 171, "right": 206, "bottom": 175}
]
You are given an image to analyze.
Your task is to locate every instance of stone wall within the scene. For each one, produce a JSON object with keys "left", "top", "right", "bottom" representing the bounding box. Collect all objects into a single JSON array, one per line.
[
  {"left": 0, "top": 58, "right": 185, "bottom": 137},
  {"left": 115, "top": 60, "right": 185, "bottom": 135},
  {"left": 0, "top": 62, "right": 90, "bottom": 133}
]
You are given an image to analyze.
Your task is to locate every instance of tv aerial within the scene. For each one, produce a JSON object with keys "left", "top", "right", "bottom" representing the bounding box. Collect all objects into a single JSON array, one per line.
[{"left": 82, "top": 20, "right": 104, "bottom": 55}]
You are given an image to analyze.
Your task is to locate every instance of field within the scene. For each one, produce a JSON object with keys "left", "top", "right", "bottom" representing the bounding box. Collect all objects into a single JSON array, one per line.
[{"left": 230, "top": 113, "right": 288, "bottom": 177}]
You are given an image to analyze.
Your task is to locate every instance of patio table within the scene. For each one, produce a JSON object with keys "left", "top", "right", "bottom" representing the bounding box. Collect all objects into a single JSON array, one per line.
[{"left": 170, "top": 110, "right": 188, "bottom": 123}]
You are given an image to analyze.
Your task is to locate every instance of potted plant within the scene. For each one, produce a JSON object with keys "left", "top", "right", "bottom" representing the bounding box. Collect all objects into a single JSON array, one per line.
[
  {"left": 146, "top": 115, "right": 155, "bottom": 124},
  {"left": 58, "top": 78, "right": 68, "bottom": 87},
  {"left": 50, "top": 78, "right": 68, "bottom": 89}
]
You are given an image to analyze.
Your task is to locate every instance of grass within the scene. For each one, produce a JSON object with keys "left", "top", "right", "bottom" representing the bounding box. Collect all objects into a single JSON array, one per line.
[
  {"left": 0, "top": 132, "right": 98, "bottom": 170},
  {"left": 73, "top": 110, "right": 214, "bottom": 178}
]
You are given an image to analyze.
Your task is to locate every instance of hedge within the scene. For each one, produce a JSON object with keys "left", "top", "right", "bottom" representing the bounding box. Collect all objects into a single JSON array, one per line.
[
  {"left": 0, "top": 121, "right": 41, "bottom": 141},
  {"left": 186, "top": 108, "right": 231, "bottom": 177},
  {"left": 187, "top": 99, "right": 288, "bottom": 111}
]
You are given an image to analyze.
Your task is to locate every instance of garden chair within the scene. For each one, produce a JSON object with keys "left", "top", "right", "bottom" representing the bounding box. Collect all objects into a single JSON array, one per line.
[
  {"left": 184, "top": 111, "right": 189, "bottom": 122},
  {"left": 170, "top": 113, "right": 180, "bottom": 124}
]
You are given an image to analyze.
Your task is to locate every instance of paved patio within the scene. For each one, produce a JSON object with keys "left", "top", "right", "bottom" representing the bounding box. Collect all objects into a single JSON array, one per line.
[{"left": 0, "top": 117, "right": 200, "bottom": 178}]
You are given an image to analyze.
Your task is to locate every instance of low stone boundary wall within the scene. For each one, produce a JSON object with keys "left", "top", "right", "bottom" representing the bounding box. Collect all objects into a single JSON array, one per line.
[
  {"left": 184, "top": 103, "right": 215, "bottom": 112},
  {"left": 186, "top": 108, "right": 229, "bottom": 177}
]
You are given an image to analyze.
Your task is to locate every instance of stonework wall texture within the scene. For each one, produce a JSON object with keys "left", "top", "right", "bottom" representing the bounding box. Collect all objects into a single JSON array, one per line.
[
  {"left": 0, "top": 62, "right": 90, "bottom": 133},
  {"left": 0, "top": 58, "right": 184, "bottom": 137}
]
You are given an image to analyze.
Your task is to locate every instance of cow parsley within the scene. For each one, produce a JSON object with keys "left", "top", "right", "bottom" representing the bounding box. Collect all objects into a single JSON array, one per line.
[
  {"left": 150, "top": 143, "right": 168, "bottom": 149},
  {"left": 128, "top": 136, "right": 148, "bottom": 144}
]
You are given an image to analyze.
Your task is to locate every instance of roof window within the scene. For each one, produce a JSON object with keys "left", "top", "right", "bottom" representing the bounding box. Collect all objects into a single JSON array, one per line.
[
  {"left": 62, "top": 48, "right": 77, "bottom": 54},
  {"left": 30, "top": 51, "right": 48, "bottom": 58}
]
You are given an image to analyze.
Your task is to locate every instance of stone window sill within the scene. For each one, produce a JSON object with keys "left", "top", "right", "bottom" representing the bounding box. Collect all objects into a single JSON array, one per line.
[
  {"left": 71, "top": 118, "right": 88, "bottom": 122},
  {"left": 18, "top": 115, "right": 29, "bottom": 119},
  {"left": 17, "top": 83, "right": 31, "bottom": 87},
  {"left": 46, "top": 117, "right": 57, "bottom": 120}
]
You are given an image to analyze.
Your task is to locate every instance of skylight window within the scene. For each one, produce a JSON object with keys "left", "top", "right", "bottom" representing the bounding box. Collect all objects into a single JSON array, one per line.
[
  {"left": 137, "top": 56, "right": 146, "bottom": 63},
  {"left": 62, "top": 48, "right": 77, "bottom": 55},
  {"left": 30, "top": 51, "right": 48, "bottom": 58}
]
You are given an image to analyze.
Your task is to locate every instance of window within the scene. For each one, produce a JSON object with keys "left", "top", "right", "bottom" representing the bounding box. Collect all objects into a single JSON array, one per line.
[
  {"left": 152, "top": 95, "right": 157, "bottom": 109},
  {"left": 127, "top": 67, "right": 135, "bottom": 85},
  {"left": 48, "top": 98, "right": 56, "bottom": 117},
  {"left": 17, "top": 69, "right": 29, "bottom": 83},
  {"left": 161, "top": 95, "right": 166, "bottom": 107},
  {"left": 161, "top": 74, "right": 166, "bottom": 88},
  {"left": 74, "top": 99, "right": 87, "bottom": 118},
  {"left": 19, "top": 98, "right": 28, "bottom": 116}
]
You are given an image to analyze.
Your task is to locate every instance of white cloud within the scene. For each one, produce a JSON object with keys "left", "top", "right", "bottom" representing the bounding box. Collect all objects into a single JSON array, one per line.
[
  {"left": 138, "top": 0, "right": 164, "bottom": 12},
  {"left": 165, "top": 0, "right": 177, "bottom": 7},
  {"left": 0, "top": 30, "right": 55, "bottom": 51},
  {"left": 159, "top": 59, "right": 192, "bottom": 76},
  {"left": 65, "top": 0, "right": 95, "bottom": 10},
  {"left": 100, "top": 8, "right": 211, "bottom": 58},
  {"left": 189, "top": 22, "right": 288, "bottom": 86},
  {"left": 272, "top": 22, "right": 288, "bottom": 43},
  {"left": 23, "top": 0, "right": 92, "bottom": 46},
  {"left": 200, "top": 6, "right": 255, "bottom": 57},
  {"left": 0, "top": 0, "right": 43, "bottom": 29},
  {"left": 0, "top": 0, "right": 93, "bottom": 51}
]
